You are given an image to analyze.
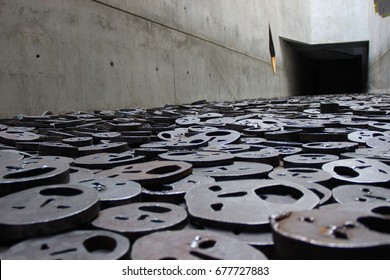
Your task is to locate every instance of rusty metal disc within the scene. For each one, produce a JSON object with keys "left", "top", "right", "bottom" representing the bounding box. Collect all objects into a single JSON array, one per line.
[
  {"left": 201, "top": 144, "right": 251, "bottom": 154},
  {"left": 0, "top": 159, "right": 70, "bottom": 197},
  {"left": 158, "top": 151, "right": 234, "bottom": 167},
  {"left": 74, "top": 152, "right": 145, "bottom": 169},
  {"left": 192, "top": 161, "right": 273, "bottom": 181},
  {"left": 24, "top": 155, "right": 74, "bottom": 165},
  {"left": 68, "top": 167, "right": 94, "bottom": 184},
  {"left": 234, "top": 149, "right": 280, "bottom": 167},
  {"left": 332, "top": 184, "right": 390, "bottom": 204},
  {"left": 142, "top": 174, "right": 215, "bottom": 204},
  {"left": 268, "top": 167, "right": 332, "bottom": 185},
  {"left": 302, "top": 142, "right": 358, "bottom": 155},
  {"left": 0, "top": 130, "right": 40, "bottom": 146},
  {"left": 185, "top": 179, "right": 319, "bottom": 230},
  {"left": 283, "top": 153, "right": 339, "bottom": 168},
  {"left": 348, "top": 130, "right": 387, "bottom": 144},
  {"left": 97, "top": 160, "right": 192, "bottom": 186},
  {"left": 38, "top": 142, "right": 79, "bottom": 158},
  {"left": 201, "top": 129, "right": 241, "bottom": 146},
  {"left": 78, "top": 142, "right": 128, "bottom": 156},
  {"left": 62, "top": 137, "right": 94, "bottom": 147},
  {"left": 91, "top": 202, "right": 187, "bottom": 240},
  {"left": 131, "top": 229, "right": 267, "bottom": 260},
  {"left": 366, "top": 136, "right": 390, "bottom": 150},
  {"left": 322, "top": 158, "right": 390, "bottom": 185},
  {"left": 0, "top": 150, "right": 27, "bottom": 161},
  {"left": 0, "top": 184, "right": 100, "bottom": 242},
  {"left": 0, "top": 230, "right": 129, "bottom": 260},
  {"left": 76, "top": 178, "right": 141, "bottom": 209},
  {"left": 270, "top": 206, "right": 390, "bottom": 259}
]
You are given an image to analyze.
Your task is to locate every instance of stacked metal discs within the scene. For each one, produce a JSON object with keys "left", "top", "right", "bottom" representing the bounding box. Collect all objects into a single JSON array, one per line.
[{"left": 0, "top": 93, "right": 390, "bottom": 259}]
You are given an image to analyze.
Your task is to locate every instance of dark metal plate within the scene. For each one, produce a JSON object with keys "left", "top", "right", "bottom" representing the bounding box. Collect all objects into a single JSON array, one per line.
[
  {"left": 185, "top": 179, "right": 319, "bottom": 230},
  {"left": 74, "top": 152, "right": 145, "bottom": 169},
  {"left": 1, "top": 230, "right": 129, "bottom": 260},
  {"left": 131, "top": 229, "right": 267, "bottom": 260},
  {"left": 76, "top": 178, "right": 142, "bottom": 209},
  {"left": 0, "top": 184, "right": 100, "bottom": 242},
  {"left": 268, "top": 167, "right": 332, "bottom": 185},
  {"left": 283, "top": 153, "right": 339, "bottom": 168},
  {"left": 332, "top": 184, "right": 390, "bottom": 204},
  {"left": 97, "top": 160, "right": 193, "bottom": 186},
  {"left": 91, "top": 202, "right": 187, "bottom": 240},
  {"left": 192, "top": 161, "right": 273, "bottom": 181},
  {"left": 159, "top": 151, "right": 234, "bottom": 167}
]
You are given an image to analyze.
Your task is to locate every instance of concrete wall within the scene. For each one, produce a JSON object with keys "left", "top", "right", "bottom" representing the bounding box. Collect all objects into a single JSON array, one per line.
[
  {"left": 1, "top": 0, "right": 305, "bottom": 117},
  {"left": 367, "top": 0, "right": 390, "bottom": 92}
]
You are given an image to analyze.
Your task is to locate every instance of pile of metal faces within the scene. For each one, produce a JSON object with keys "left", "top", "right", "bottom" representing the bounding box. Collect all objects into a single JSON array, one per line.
[{"left": 0, "top": 93, "right": 389, "bottom": 260}]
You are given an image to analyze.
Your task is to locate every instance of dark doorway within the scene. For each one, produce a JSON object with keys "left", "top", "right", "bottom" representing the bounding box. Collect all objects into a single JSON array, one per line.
[{"left": 282, "top": 39, "right": 369, "bottom": 95}]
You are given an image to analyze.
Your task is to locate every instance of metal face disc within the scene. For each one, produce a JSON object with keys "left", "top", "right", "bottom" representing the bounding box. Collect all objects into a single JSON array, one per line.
[
  {"left": 283, "top": 153, "right": 339, "bottom": 168},
  {"left": 0, "top": 159, "right": 70, "bottom": 197},
  {"left": 302, "top": 142, "right": 358, "bottom": 155},
  {"left": 142, "top": 174, "right": 215, "bottom": 204},
  {"left": 0, "top": 150, "right": 26, "bottom": 161},
  {"left": 131, "top": 229, "right": 267, "bottom": 260},
  {"left": 268, "top": 167, "right": 332, "bottom": 185},
  {"left": 76, "top": 178, "right": 142, "bottom": 208},
  {"left": 185, "top": 179, "right": 319, "bottom": 230},
  {"left": 1, "top": 230, "right": 129, "bottom": 260},
  {"left": 0, "top": 184, "right": 100, "bottom": 242},
  {"left": 97, "top": 160, "right": 192, "bottom": 186},
  {"left": 91, "top": 202, "right": 187, "bottom": 239},
  {"left": 201, "top": 144, "right": 251, "bottom": 154},
  {"left": 0, "top": 130, "right": 40, "bottom": 146},
  {"left": 159, "top": 151, "right": 234, "bottom": 167},
  {"left": 38, "top": 142, "right": 79, "bottom": 158},
  {"left": 192, "top": 161, "right": 273, "bottom": 181},
  {"left": 270, "top": 206, "right": 390, "bottom": 259},
  {"left": 23, "top": 155, "right": 74, "bottom": 165},
  {"left": 201, "top": 129, "right": 241, "bottom": 146},
  {"left": 322, "top": 158, "right": 390, "bottom": 185},
  {"left": 366, "top": 136, "right": 390, "bottom": 150},
  {"left": 348, "top": 130, "right": 387, "bottom": 144},
  {"left": 74, "top": 152, "right": 145, "bottom": 169},
  {"left": 234, "top": 149, "right": 280, "bottom": 167},
  {"left": 332, "top": 185, "right": 390, "bottom": 204},
  {"left": 78, "top": 142, "right": 128, "bottom": 156},
  {"left": 68, "top": 167, "right": 94, "bottom": 184}
]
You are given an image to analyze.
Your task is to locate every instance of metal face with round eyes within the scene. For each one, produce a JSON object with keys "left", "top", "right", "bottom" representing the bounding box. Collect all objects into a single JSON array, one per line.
[
  {"left": 91, "top": 202, "right": 187, "bottom": 240},
  {"left": 76, "top": 178, "right": 142, "bottom": 209},
  {"left": 366, "top": 136, "right": 390, "bottom": 150},
  {"left": 159, "top": 151, "right": 234, "bottom": 167},
  {"left": 131, "top": 230, "right": 268, "bottom": 260},
  {"left": 0, "top": 130, "right": 40, "bottom": 146},
  {"left": 74, "top": 152, "right": 145, "bottom": 169},
  {"left": 192, "top": 161, "right": 273, "bottom": 181},
  {"left": 270, "top": 204, "right": 390, "bottom": 259},
  {"left": 322, "top": 158, "right": 390, "bottom": 185},
  {"left": 302, "top": 142, "right": 358, "bottom": 155},
  {"left": 200, "top": 129, "right": 241, "bottom": 146},
  {"left": 0, "top": 184, "right": 100, "bottom": 242},
  {"left": 0, "top": 159, "right": 70, "bottom": 197},
  {"left": 332, "top": 185, "right": 390, "bottom": 204},
  {"left": 234, "top": 148, "right": 280, "bottom": 167},
  {"left": 0, "top": 230, "right": 130, "bottom": 260},
  {"left": 185, "top": 179, "right": 319, "bottom": 231},
  {"left": 348, "top": 130, "right": 387, "bottom": 144},
  {"left": 283, "top": 153, "right": 339, "bottom": 168},
  {"left": 142, "top": 174, "right": 215, "bottom": 204},
  {"left": 78, "top": 142, "right": 128, "bottom": 156},
  {"left": 97, "top": 160, "right": 192, "bottom": 186},
  {"left": 268, "top": 167, "right": 332, "bottom": 185}
]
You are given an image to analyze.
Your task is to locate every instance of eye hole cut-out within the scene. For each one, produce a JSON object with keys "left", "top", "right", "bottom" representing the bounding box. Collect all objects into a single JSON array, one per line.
[
  {"left": 210, "top": 203, "right": 223, "bottom": 211},
  {"left": 255, "top": 185, "right": 303, "bottom": 204},
  {"left": 150, "top": 219, "right": 165, "bottom": 223},
  {"left": 138, "top": 206, "right": 172, "bottom": 213},
  {"left": 159, "top": 257, "right": 178, "bottom": 260},
  {"left": 333, "top": 166, "right": 359, "bottom": 178},
  {"left": 198, "top": 240, "right": 216, "bottom": 249},
  {"left": 137, "top": 214, "right": 149, "bottom": 221},
  {"left": 146, "top": 165, "right": 181, "bottom": 175},
  {"left": 40, "top": 188, "right": 83, "bottom": 197},
  {"left": 217, "top": 192, "right": 248, "bottom": 198},
  {"left": 115, "top": 216, "right": 129, "bottom": 220},
  {"left": 357, "top": 216, "right": 390, "bottom": 234},
  {"left": 83, "top": 235, "right": 117, "bottom": 253},
  {"left": 3, "top": 167, "right": 56, "bottom": 179},
  {"left": 40, "top": 244, "right": 49, "bottom": 250},
  {"left": 371, "top": 206, "right": 390, "bottom": 216},
  {"left": 209, "top": 186, "right": 222, "bottom": 192}
]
